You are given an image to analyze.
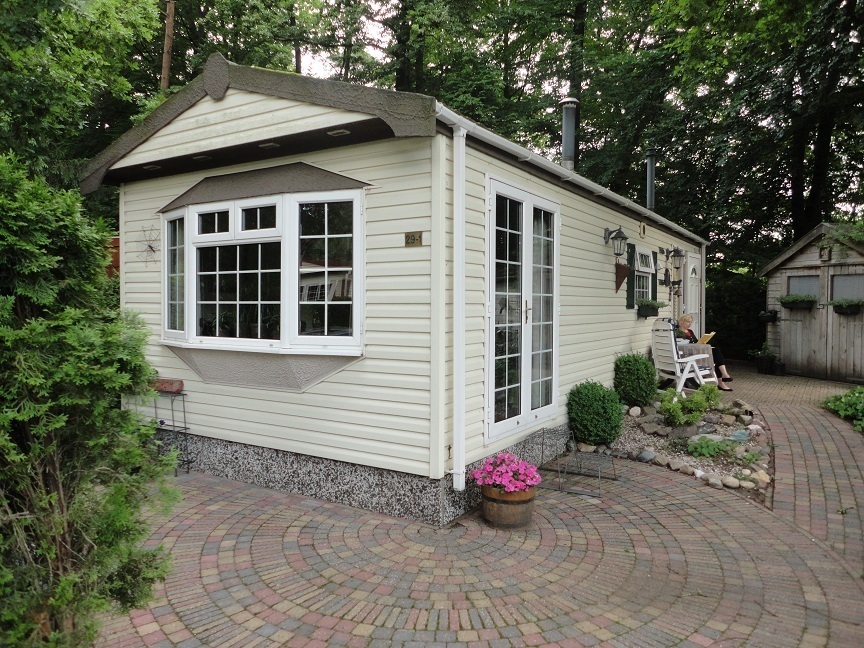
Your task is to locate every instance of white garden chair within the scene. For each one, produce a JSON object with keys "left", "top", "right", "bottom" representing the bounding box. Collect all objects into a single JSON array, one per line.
[{"left": 650, "top": 318, "right": 717, "bottom": 397}]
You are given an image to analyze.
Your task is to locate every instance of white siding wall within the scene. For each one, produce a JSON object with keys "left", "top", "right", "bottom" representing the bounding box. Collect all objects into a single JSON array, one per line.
[
  {"left": 113, "top": 90, "right": 377, "bottom": 169},
  {"left": 122, "top": 137, "right": 435, "bottom": 476},
  {"left": 447, "top": 142, "right": 701, "bottom": 466}
]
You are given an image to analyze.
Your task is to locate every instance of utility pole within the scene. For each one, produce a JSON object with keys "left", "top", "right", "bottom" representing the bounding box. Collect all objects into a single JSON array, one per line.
[{"left": 160, "top": 0, "right": 175, "bottom": 91}]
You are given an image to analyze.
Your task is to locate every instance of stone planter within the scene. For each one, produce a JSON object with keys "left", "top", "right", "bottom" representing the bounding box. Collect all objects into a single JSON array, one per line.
[
  {"left": 832, "top": 304, "right": 861, "bottom": 315},
  {"left": 480, "top": 485, "right": 536, "bottom": 529}
]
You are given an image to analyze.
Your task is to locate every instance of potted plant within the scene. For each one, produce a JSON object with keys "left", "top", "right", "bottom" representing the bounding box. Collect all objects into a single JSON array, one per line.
[
  {"left": 748, "top": 342, "right": 776, "bottom": 375},
  {"left": 778, "top": 294, "right": 818, "bottom": 310},
  {"left": 634, "top": 298, "right": 668, "bottom": 318},
  {"left": 758, "top": 309, "right": 779, "bottom": 323},
  {"left": 471, "top": 452, "right": 542, "bottom": 529},
  {"left": 827, "top": 299, "right": 863, "bottom": 315}
]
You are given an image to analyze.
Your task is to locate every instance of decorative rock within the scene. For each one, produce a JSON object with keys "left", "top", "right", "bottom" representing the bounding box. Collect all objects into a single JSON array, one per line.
[
  {"left": 669, "top": 459, "right": 685, "bottom": 472},
  {"left": 690, "top": 433, "right": 724, "bottom": 444},
  {"left": 652, "top": 453, "right": 670, "bottom": 467},
  {"left": 637, "top": 450, "right": 656, "bottom": 463},
  {"left": 697, "top": 422, "right": 718, "bottom": 435},
  {"left": 737, "top": 414, "right": 753, "bottom": 425},
  {"left": 741, "top": 469, "right": 752, "bottom": 477},
  {"left": 643, "top": 414, "right": 666, "bottom": 426},
  {"left": 595, "top": 444, "right": 608, "bottom": 454},
  {"left": 721, "top": 476, "right": 740, "bottom": 489},
  {"left": 722, "top": 414, "right": 737, "bottom": 426},
  {"left": 640, "top": 422, "right": 662, "bottom": 435},
  {"left": 747, "top": 424, "right": 764, "bottom": 435},
  {"left": 693, "top": 468, "right": 705, "bottom": 480},
  {"left": 702, "top": 413, "right": 723, "bottom": 425},
  {"left": 707, "top": 476, "right": 724, "bottom": 489},
  {"left": 753, "top": 469, "right": 771, "bottom": 483},
  {"left": 577, "top": 443, "right": 596, "bottom": 453},
  {"left": 628, "top": 450, "right": 642, "bottom": 461},
  {"left": 628, "top": 406, "right": 642, "bottom": 417},
  {"left": 734, "top": 446, "right": 747, "bottom": 457},
  {"left": 668, "top": 425, "right": 699, "bottom": 439},
  {"left": 740, "top": 481, "right": 757, "bottom": 490},
  {"left": 643, "top": 405, "right": 658, "bottom": 415},
  {"left": 679, "top": 464, "right": 695, "bottom": 475},
  {"left": 729, "top": 429, "right": 750, "bottom": 443}
]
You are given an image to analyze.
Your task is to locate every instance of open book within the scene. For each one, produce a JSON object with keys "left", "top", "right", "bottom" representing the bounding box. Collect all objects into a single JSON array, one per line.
[{"left": 697, "top": 332, "right": 716, "bottom": 345}]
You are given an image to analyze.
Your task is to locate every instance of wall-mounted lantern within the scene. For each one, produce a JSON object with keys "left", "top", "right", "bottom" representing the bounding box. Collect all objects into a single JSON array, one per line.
[{"left": 603, "top": 226, "right": 628, "bottom": 258}]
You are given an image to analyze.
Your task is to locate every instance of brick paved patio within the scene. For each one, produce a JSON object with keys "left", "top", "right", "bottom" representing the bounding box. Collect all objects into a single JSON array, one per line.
[{"left": 99, "top": 363, "right": 864, "bottom": 647}]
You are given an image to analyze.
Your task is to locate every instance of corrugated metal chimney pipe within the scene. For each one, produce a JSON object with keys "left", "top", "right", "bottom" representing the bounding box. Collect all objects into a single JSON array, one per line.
[
  {"left": 645, "top": 148, "right": 656, "bottom": 211},
  {"left": 560, "top": 97, "right": 579, "bottom": 171}
]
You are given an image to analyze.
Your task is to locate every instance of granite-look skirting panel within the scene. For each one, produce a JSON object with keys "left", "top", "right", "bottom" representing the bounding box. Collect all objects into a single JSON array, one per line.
[{"left": 156, "top": 424, "right": 570, "bottom": 527}]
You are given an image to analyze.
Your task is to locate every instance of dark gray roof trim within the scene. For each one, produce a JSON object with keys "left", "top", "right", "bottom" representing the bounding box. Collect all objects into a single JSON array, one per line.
[
  {"left": 757, "top": 222, "right": 864, "bottom": 277},
  {"left": 80, "top": 53, "right": 436, "bottom": 194},
  {"left": 160, "top": 163, "right": 370, "bottom": 213}
]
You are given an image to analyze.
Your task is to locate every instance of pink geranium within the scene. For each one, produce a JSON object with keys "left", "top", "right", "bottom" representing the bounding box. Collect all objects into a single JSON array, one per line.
[{"left": 470, "top": 452, "right": 542, "bottom": 492}]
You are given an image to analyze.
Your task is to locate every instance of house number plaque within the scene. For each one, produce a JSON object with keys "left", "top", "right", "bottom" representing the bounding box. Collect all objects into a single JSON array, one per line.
[{"left": 404, "top": 232, "right": 424, "bottom": 247}]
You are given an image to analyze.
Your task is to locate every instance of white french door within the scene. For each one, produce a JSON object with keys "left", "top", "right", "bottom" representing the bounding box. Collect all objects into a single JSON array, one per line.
[{"left": 487, "top": 180, "right": 559, "bottom": 441}]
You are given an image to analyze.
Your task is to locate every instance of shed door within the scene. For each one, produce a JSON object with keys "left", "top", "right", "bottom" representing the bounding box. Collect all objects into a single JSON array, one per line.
[
  {"left": 779, "top": 273, "right": 826, "bottom": 378},
  {"left": 682, "top": 253, "right": 702, "bottom": 331},
  {"left": 827, "top": 269, "right": 864, "bottom": 381}
]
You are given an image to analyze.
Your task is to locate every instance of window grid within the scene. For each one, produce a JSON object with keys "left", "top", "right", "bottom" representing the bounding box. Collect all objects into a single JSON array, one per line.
[
  {"left": 167, "top": 218, "right": 184, "bottom": 330},
  {"left": 199, "top": 210, "right": 230, "bottom": 234},
  {"left": 531, "top": 207, "right": 554, "bottom": 411},
  {"left": 298, "top": 201, "right": 354, "bottom": 337},
  {"left": 196, "top": 242, "right": 281, "bottom": 340},
  {"left": 494, "top": 195, "right": 523, "bottom": 423},
  {"left": 242, "top": 205, "right": 277, "bottom": 231},
  {"left": 635, "top": 273, "right": 650, "bottom": 302}
]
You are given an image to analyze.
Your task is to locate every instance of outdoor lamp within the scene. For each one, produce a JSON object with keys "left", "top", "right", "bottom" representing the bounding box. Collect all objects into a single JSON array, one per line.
[{"left": 603, "top": 226, "right": 628, "bottom": 258}]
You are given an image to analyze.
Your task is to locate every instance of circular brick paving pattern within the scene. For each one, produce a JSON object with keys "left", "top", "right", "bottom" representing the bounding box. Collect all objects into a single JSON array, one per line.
[{"left": 100, "top": 463, "right": 863, "bottom": 648}]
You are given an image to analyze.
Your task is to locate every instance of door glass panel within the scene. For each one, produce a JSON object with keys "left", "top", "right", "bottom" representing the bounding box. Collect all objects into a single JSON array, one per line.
[
  {"left": 494, "top": 196, "right": 522, "bottom": 423},
  {"left": 531, "top": 208, "right": 554, "bottom": 410}
]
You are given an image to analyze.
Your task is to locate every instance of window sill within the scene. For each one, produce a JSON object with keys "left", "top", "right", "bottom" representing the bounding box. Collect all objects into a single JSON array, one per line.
[{"left": 158, "top": 338, "right": 363, "bottom": 357}]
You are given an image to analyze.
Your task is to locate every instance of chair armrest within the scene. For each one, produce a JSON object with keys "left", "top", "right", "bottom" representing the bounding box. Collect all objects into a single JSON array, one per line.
[{"left": 677, "top": 353, "right": 708, "bottom": 363}]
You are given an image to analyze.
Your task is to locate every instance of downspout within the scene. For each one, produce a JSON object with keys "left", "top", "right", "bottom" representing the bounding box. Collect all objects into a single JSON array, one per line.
[{"left": 451, "top": 125, "right": 467, "bottom": 491}]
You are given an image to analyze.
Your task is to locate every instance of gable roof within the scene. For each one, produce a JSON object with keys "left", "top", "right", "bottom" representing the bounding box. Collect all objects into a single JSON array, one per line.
[
  {"left": 79, "top": 53, "right": 436, "bottom": 194},
  {"left": 81, "top": 53, "right": 708, "bottom": 246},
  {"left": 757, "top": 223, "right": 864, "bottom": 277}
]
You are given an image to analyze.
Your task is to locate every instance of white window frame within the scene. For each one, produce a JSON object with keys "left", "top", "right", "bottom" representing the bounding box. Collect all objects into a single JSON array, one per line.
[
  {"left": 162, "top": 210, "right": 186, "bottom": 340},
  {"left": 160, "top": 189, "right": 364, "bottom": 356},
  {"left": 485, "top": 177, "right": 560, "bottom": 442},
  {"left": 634, "top": 245, "right": 654, "bottom": 302}
]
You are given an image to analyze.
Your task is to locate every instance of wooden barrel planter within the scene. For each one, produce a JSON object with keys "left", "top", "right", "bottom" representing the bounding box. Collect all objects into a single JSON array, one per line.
[{"left": 480, "top": 485, "right": 536, "bottom": 528}]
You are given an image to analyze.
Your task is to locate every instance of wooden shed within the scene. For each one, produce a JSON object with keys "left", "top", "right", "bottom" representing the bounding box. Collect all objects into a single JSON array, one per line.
[
  {"left": 81, "top": 53, "right": 708, "bottom": 525},
  {"left": 758, "top": 223, "right": 864, "bottom": 382}
]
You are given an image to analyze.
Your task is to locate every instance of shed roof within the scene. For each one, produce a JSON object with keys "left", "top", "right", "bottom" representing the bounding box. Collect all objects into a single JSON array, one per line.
[{"left": 757, "top": 223, "right": 864, "bottom": 277}]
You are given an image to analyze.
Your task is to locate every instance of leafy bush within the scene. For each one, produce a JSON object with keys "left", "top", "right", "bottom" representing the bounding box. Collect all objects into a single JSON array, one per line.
[
  {"left": 567, "top": 381, "right": 623, "bottom": 446},
  {"left": 0, "top": 155, "right": 176, "bottom": 646},
  {"left": 747, "top": 342, "right": 776, "bottom": 360},
  {"left": 659, "top": 388, "right": 709, "bottom": 426},
  {"left": 823, "top": 387, "right": 864, "bottom": 432},
  {"left": 697, "top": 383, "right": 721, "bottom": 409},
  {"left": 613, "top": 352, "right": 657, "bottom": 407},
  {"left": 688, "top": 437, "right": 736, "bottom": 459},
  {"left": 778, "top": 293, "right": 817, "bottom": 304}
]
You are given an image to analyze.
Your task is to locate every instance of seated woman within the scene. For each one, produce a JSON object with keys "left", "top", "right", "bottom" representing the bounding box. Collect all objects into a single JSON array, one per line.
[{"left": 677, "top": 313, "right": 733, "bottom": 392}]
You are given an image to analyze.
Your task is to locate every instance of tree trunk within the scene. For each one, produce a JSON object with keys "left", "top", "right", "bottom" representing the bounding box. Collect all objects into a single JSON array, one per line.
[{"left": 160, "top": 0, "right": 175, "bottom": 91}]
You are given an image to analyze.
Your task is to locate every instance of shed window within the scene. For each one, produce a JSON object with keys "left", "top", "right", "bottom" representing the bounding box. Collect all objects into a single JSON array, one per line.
[
  {"left": 788, "top": 275, "right": 819, "bottom": 297},
  {"left": 162, "top": 189, "right": 364, "bottom": 355},
  {"left": 831, "top": 275, "right": 864, "bottom": 301}
]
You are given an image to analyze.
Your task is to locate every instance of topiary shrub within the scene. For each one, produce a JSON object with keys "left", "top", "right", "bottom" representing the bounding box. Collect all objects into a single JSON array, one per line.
[
  {"left": 613, "top": 352, "right": 658, "bottom": 407},
  {"left": 567, "top": 380, "right": 623, "bottom": 446}
]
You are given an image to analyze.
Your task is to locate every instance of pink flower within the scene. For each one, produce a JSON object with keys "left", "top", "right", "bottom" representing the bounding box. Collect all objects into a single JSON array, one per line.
[{"left": 470, "top": 452, "right": 542, "bottom": 492}]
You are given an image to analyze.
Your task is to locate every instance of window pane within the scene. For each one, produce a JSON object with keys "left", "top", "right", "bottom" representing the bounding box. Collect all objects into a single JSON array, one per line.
[
  {"left": 198, "top": 304, "right": 216, "bottom": 336},
  {"left": 261, "top": 304, "right": 280, "bottom": 339},
  {"left": 259, "top": 205, "right": 276, "bottom": 229},
  {"left": 261, "top": 242, "right": 280, "bottom": 269},
  {"left": 217, "top": 211, "right": 229, "bottom": 233},
  {"left": 300, "top": 203, "right": 325, "bottom": 236},
  {"left": 199, "top": 212, "right": 215, "bottom": 234},
  {"left": 199, "top": 275, "right": 216, "bottom": 301},
  {"left": 239, "top": 273, "right": 258, "bottom": 301},
  {"left": 328, "top": 304, "right": 352, "bottom": 335},
  {"left": 167, "top": 218, "right": 185, "bottom": 331},
  {"left": 260, "top": 271, "right": 280, "bottom": 301},
  {"left": 199, "top": 246, "right": 216, "bottom": 272},
  {"left": 300, "top": 238, "right": 325, "bottom": 268},
  {"left": 218, "top": 245, "right": 236, "bottom": 271},
  {"left": 238, "top": 304, "right": 259, "bottom": 338},
  {"left": 832, "top": 275, "right": 864, "bottom": 301},
  {"left": 300, "top": 304, "right": 325, "bottom": 335},
  {"left": 239, "top": 245, "right": 259, "bottom": 271},
  {"left": 242, "top": 208, "right": 257, "bottom": 231},
  {"left": 327, "top": 201, "right": 352, "bottom": 235},
  {"left": 328, "top": 237, "right": 352, "bottom": 267},
  {"left": 218, "top": 304, "right": 237, "bottom": 337},
  {"left": 788, "top": 275, "right": 819, "bottom": 297},
  {"left": 218, "top": 274, "right": 237, "bottom": 301},
  {"left": 331, "top": 271, "right": 352, "bottom": 301}
]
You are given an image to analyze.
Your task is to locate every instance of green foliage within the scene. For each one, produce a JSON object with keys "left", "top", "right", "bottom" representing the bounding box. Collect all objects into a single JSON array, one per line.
[
  {"left": 613, "top": 352, "right": 658, "bottom": 407},
  {"left": 778, "top": 294, "right": 818, "bottom": 304},
  {"left": 567, "top": 381, "right": 623, "bottom": 446},
  {"left": 634, "top": 298, "right": 668, "bottom": 309},
  {"left": 687, "top": 437, "right": 736, "bottom": 459},
  {"left": 747, "top": 342, "right": 776, "bottom": 360},
  {"left": 827, "top": 299, "right": 864, "bottom": 307},
  {"left": 705, "top": 268, "right": 766, "bottom": 359},
  {"left": 659, "top": 388, "right": 709, "bottom": 427},
  {"left": 697, "top": 384, "right": 721, "bottom": 409},
  {"left": 823, "top": 387, "right": 864, "bottom": 433},
  {"left": 0, "top": 155, "right": 176, "bottom": 646}
]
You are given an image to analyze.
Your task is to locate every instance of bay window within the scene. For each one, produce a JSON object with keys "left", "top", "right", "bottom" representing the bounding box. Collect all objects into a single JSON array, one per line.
[{"left": 162, "top": 189, "right": 363, "bottom": 355}]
